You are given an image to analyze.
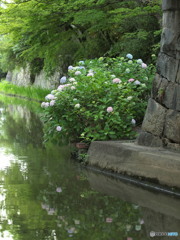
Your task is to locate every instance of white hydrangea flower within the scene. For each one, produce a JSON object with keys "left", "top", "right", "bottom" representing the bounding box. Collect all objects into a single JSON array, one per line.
[{"left": 75, "top": 103, "right": 80, "bottom": 108}]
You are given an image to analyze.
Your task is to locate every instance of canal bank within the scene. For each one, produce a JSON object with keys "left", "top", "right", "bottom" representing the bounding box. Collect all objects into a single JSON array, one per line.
[{"left": 87, "top": 141, "right": 180, "bottom": 189}]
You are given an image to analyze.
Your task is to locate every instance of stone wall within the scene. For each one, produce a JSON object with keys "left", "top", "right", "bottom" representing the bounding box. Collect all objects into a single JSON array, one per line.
[
  {"left": 6, "top": 66, "right": 61, "bottom": 89},
  {"left": 137, "top": 0, "right": 180, "bottom": 151}
]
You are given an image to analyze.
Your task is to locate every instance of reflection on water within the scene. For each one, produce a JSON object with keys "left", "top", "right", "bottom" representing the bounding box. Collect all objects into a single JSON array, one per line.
[{"left": 0, "top": 96, "right": 179, "bottom": 240}]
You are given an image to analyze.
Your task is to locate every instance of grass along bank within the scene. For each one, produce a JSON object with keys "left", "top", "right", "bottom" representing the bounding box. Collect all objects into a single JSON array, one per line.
[{"left": 0, "top": 80, "right": 50, "bottom": 102}]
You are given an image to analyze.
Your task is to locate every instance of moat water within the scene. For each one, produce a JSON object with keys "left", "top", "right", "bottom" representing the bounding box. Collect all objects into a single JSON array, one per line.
[{"left": 0, "top": 95, "right": 179, "bottom": 240}]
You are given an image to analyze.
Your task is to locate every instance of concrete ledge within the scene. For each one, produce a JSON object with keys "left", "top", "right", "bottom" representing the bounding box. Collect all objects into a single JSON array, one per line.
[{"left": 87, "top": 141, "right": 180, "bottom": 188}]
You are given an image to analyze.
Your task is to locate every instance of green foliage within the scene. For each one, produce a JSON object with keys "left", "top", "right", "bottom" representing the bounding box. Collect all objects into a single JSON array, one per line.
[
  {"left": 0, "top": 80, "right": 49, "bottom": 101},
  {"left": 41, "top": 55, "right": 155, "bottom": 144},
  {"left": 0, "top": 0, "right": 161, "bottom": 75}
]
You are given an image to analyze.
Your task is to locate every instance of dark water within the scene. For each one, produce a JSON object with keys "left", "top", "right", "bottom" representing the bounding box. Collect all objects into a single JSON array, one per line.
[{"left": 0, "top": 96, "right": 179, "bottom": 240}]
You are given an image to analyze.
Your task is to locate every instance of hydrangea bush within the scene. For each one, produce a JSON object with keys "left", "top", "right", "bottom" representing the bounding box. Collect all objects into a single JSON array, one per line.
[{"left": 41, "top": 54, "right": 155, "bottom": 144}]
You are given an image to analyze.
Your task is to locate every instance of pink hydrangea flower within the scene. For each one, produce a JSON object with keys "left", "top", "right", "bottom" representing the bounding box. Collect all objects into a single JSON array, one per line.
[
  {"left": 57, "top": 84, "right": 71, "bottom": 91},
  {"left": 87, "top": 72, "right": 94, "bottom": 77},
  {"left": 41, "top": 102, "right": 49, "bottom": 108},
  {"left": 50, "top": 100, "right": 55, "bottom": 106},
  {"left": 106, "top": 218, "right": 113, "bottom": 223},
  {"left": 56, "top": 126, "right": 62, "bottom": 131},
  {"left": 45, "top": 94, "right": 55, "bottom": 100},
  {"left": 128, "top": 78, "right": 134, "bottom": 82},
  {"left": 112, "top": 78, "right": 121, "bottom": 83},
  {"left": 107, "top": 107, "right": 113, "bottom": 113},
  {"left": 56, "top": 187, "right": 62, "bottom": 193},
  {"left": 75, "top": 71, "right": 81, "bottom": 75},
  {"left": 141, "top": 63, "right": 147, "bottom": 69},
  {"left": 139, "top": 219, "right": 144, "bottom": 224},
  {"left": 41, "top": 102, "right": 46, "bottom": 108}
]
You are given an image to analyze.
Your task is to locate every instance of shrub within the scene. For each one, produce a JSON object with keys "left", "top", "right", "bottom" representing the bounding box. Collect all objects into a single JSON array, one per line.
[{"left": 41, "top": 55, "right": 155, "bottom": 144}]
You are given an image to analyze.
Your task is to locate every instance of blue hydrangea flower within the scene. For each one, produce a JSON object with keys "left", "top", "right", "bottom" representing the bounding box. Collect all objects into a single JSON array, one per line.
[
  {"left": 134, "top": 80, "right": 141, "bottom": 85},
  {"left": 60, "top": 76, "right": 67, "bottom": 84},
  {"left": 126, "top": 53, "right": 133, "bottom": 59},
  {"left": 79, "top": 60, "right": 85, "bottom": 65},
  {"left": 68, "top": 66, "right": 74, "bottom": 70}
]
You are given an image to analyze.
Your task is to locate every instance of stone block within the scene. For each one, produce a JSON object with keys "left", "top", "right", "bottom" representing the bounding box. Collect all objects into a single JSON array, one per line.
[
  {"left": 142, "top": 98, "right": 167, "bottom": 137},
  {"left": 6, "top": 71, "right": 12, "bottom": 82},
  {"left": 176, "top": 34, "right": 180, "bottom": 53},
  {"left": 167, "top": 142, "right": 180, "bottom": 152},
  {"left": 162, "top": 0, "right": 180, "bottom": 11},
  {"left": 151, "top": 74, "right": 162, "bottom": 99},
  {"left": 137, "top": 131, "right": 163, "bottom": 147},
  {"left": 176, "top": 85, "right": 180, "bottom": 111},
  {"left": 11, "top": 67, "right": 31, "bottom": 86},
  {"left": 163, "top": 83, "right": 177, "bottom": 110},
  {"left": 176, "top": 51, "right": 180, "bottom": 60},
  {"left": 161, "top": 27, "right": 177, "bottom": 57},
  {"left": 164, "top": 110, "right": 180, "bottom": 143},
  {"left": 34, "top": 70, "right": 60, "bottom": 89},
  {"left": 176, "top": 62, "right": 180, "bottom": 84},
  {"left": 157, "top": 53, "right": 179, "bottom": 82},
  {"left": 5, "top": 67, "right": 61, "bottom": 89},
  {"left": 154, "top": 76, "right": 169, "bottom": 104},
  {"left": 163, "top": 138, "right": 180, "bottom": 152},
  {"left": 162, "top": 11, "right": 180, "bottom": 30}
]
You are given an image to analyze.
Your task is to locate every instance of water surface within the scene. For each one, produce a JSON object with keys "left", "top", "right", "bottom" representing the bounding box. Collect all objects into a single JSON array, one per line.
[{"left": 0, "top": 96, "right": 179, "bottom": 240}]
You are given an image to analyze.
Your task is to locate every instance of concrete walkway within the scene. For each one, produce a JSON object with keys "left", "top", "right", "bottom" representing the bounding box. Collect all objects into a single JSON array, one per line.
[{"left": 87, "top": 141, "right": 180, "bottom": 188}]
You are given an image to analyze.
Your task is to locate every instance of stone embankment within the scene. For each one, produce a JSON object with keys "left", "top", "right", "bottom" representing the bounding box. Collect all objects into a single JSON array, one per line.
[
  {"left": 6, "top": 67, "right": 61, "bottom": 89},
  {"left": 137, "top": 0, "right": 180, "bottom": 151}
]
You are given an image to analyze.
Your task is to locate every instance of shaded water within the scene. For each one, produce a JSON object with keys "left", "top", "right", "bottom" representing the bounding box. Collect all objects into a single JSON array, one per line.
[{"left": 0, "top": 96, "right": 179, "bottom": 240}]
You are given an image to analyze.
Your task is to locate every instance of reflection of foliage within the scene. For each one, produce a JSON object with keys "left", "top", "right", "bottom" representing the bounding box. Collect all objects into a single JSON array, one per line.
[
  {"left": 0, "top": 81, "right": 49, "bottom": 102},
  {"left": 0, "top": 98, "right": 147, "bottom": 239},
  {"left": 0, "top": 142, "right": 147, "bottom": 240},
  {"left": 0, "top": 99, "right": 43, "bottom": 147},
  {"left": 0, "top": 144, "right": 71, "bottom": 240},
  {"left": 0, "top": 95, "right": 42, "bottom": 113},
  {"left": 3, "top": 113, "right": 43, "bottom": 147}
]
